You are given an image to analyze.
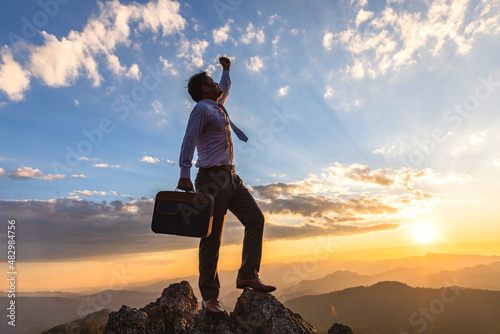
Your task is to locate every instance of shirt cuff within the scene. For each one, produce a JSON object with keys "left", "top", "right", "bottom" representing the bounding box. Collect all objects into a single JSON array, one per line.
[{"left": 180, "top": 167, "right": 191, "bottom": 179}]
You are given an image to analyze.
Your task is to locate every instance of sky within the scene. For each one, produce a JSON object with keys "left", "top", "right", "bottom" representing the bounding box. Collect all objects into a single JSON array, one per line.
[{"left": 0, "top": 0, "right": 500, "bottom": 292}]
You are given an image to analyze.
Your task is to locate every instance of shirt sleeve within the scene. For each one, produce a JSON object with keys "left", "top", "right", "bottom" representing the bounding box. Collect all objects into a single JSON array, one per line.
[
  {"left": 179, "top": 105, "right": 209, "bottom": 179},
  {"left": 217, "top": 70, "right": 231, "bottom": 106}
]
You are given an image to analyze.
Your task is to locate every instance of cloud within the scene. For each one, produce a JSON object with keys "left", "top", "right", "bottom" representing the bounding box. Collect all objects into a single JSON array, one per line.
[
  {"left": 255, "top": 194, "right": 398, "bottom": 218},
  {"left": 125, "top": 63, "right": 141, "bottom": 80},
  {"left": 213, "top": 22, "right": 231, "bottom": 45},
  {"left": 71, "top": 174, "right": 87, "bottom": 178},
  {"left": 1, "top": 0, "right": 185, "bottom": 101},
  {"left": 251, "top": 162, "right": 469, "bottom": 227},
  {"left": 332, "top": 1, "right": 500, "bottom": 78},
  {"left": 246, "top": 56, "right": 264, "bottom": 72},
  {"left": 0, "top": 168, "right": 5, "bottom": 178},
  {"left": 166, "top": 159, "right": 176, "bottom": 166},
  {"left": 264, "top": 219, "right": 400, "bottom": 241},
  {"left": 0, "top": 162, "right": 471, "bottom": 262},
  {"left": 324, "top": 85, "right": 335, "bottom": 98},
  {"left": 141, "top": 156, "right": 160, "bottom": 164},
  {"left": 323, "top": 32, "right": 334, "bottom": 50},
  {"left": 268, "top": 14, "right": 280, "bottom": 25},
  {"left": 356, "top": 9, "right": 374, "bottom": 26},
  {"left": 92, "top": 163, "right": 120, "bottom": 168},
  {"left": 0, "top": 197, "right": 191, "bottom": 262},
  {"left": 0, "top": 47, "right": 31, "bottom": 101},
  {"left": 177, "top": 37, "right": 209, "bottom": 69},
  {"left": 159, "top": 56, "right": 178, "bottom": 75},
  {"left": 468, "top": 130, "right": 487, "bottom": 146},
  {"left": 240, "top": 23, "right": 265, "bottom": 44},
  {"left": 9, "top": 166, "right": 66, "bottom": 180},
  {"left": 277, "top": 86, "right": 289, "bottom": 96},
  {"left": 0, "top": 195, "right": 396, "bottom": 262},
  {"left": 70, "top": 190, "right": 107, "bottom": 196}
]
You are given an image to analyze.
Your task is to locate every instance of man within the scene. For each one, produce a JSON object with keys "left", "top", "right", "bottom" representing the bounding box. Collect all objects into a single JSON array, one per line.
[{"left": 178, "top": 56, "right": 276, "bottom": 314}]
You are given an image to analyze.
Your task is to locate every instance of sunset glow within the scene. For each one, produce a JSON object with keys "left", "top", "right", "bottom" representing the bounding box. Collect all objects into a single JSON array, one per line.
[{"left": 411, "top": 223, "right": 437, "bottom": 244}]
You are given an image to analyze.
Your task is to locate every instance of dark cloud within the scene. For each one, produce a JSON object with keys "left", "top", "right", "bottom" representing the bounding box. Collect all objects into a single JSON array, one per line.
[
  {"left": 253, "top": 192, "right": 398, "bottom": 218},
  {"left": 263, "top": 220, "right": 401, "bottom": 240},
  {"left": 0, "top": 198, "right": 199, "bottom": 262},
  {"left": 340, "top": 164, "right": 395, "bottom": 186},
  {"left": 0, "top": 195, "right": 401, "bottom": 263}
]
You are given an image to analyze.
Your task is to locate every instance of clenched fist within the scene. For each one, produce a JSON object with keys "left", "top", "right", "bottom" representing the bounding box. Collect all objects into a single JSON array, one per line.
[{"left": 219, "top": 56, "right": 231, "bottom": 71}]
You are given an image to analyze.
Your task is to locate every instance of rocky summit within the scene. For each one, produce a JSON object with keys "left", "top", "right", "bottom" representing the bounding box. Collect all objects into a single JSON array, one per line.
[{"left": 103, "top": 280, "right": 353, "bottom": 334}]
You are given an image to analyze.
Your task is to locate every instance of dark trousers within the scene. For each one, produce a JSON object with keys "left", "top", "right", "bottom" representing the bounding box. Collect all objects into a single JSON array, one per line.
[{"left": 195, "top": 167, "right": 265, "bottom": 300}]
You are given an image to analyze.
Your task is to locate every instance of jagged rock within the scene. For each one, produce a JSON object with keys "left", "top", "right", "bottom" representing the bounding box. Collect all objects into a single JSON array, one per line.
[
  {"left": 231, "top": 288, "right": 317, "bottom": 334},
  {"left": 328, "top": 323, "right": 354, "bottom": 334},
  {"left": 104, "top": 281, "right": 346, "bottom": 334},
  {"left": 103, "top": 305, "right": 163, "bottom": 334},
  {"left": 185, "top": 310, "right": 236, "bottom": 334},
  {"left": 157, "top": 280, "right": 198, "bottom": 333},
  {"left": 103, "top": 281, "right": 197, "bottom": 334}
]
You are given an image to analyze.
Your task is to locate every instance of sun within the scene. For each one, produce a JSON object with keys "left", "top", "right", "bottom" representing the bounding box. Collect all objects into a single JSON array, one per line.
[{"left": 411, "top": 223, "right": 437, "bottom": 244}]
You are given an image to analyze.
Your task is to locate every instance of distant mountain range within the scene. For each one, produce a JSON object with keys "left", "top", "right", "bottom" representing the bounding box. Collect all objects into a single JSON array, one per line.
[
  {"left": 2, "top": 253, "right": 500, "bottom": 334},
  {"left": 284, "top": 281, "right": 500, "bottom": 334},
  {"left": 0, "top": 291, "right": 159, "bottom": 334},
  {"left": 279, "top": 260, "right": 500, "bottom": 302}
]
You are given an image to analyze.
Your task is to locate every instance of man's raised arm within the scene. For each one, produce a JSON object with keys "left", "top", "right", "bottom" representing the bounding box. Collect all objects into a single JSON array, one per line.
[{"left": 218, "top": 57, "right": 231, "bottom": 106}]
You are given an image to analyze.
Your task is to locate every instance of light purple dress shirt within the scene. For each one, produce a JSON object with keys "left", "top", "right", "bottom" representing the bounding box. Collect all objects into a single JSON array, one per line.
[{"left": 179, "top": 71, "right": 233, "bottom": 179}]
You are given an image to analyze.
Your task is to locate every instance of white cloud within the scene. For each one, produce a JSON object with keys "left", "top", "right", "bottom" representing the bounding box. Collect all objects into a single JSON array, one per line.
[
  {"left": 2, "top": 0, "right": 185, "bottom": 101},
  {"left": 0, "top": 168, "right": 5, "bottom": 178},
  {"left": 126, "top": 64, "right": 140, "bottom": 80},
  {"left": 74, "top": 99, "right": 79, "bottom": 106},
  {"left": 70, "top": 190, "right": 107, "bottom": 196},
  {"left": 323, "top": 32, "right": 334, "bottom": 50},
  {"left": 177, "top": 38, "right": 209, "bottom": 69},
  {"left": 213, "top": 22, "right": 231, "bottom": 45},
  {"left": 92, "top": 163, "right": 119, "bottom": 168},
  {"left": 141, "top": 156, "right": 160, "bottom": 164},
  {"left": 0, "top": 47, "right": 31, "bottom": 101},
  {"left": 356, "top": 9, "right": 374, "bottom": 26},
  {"left": 346, "top": 58, "right": 365, "bottom": 79},
  {"left": 151, "top": 100, "right": 165, "bottom": 115},
  {"left": 71, "top": 174, "right": 87, "bottom": 178},
  {"left": 468, "top": 130, "right": 487, "bottom": 146},
  {"left": 268, "top": 14, "right": 280, "bottom": 25},
  {"left": 277, "top": 86, "right": 289, "bottom": 96},
  {"left": 240, "top": 23, "right": 265, "bottom": 44},
  {"left": 166, "top": 159, "right": 176, "bottom": 166},
  {"left": 324, "top": 85, "right": 335, "bottom": 98},
  {"left": 334, "top": 1, "right": 500, "bottom": 78},
  {"left": 159, "top": 56, "right": 178, "bottom": 75},
  {"left": 246, "top": 56, "right": 264, "bottom": 72},
  {"left": 10, "top": 166, "right": 66, "bottom": 180}
]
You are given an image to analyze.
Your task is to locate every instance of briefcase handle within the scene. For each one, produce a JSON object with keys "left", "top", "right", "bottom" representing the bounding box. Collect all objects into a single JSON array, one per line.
[{"left": 175, "top": 187, "right": 195, "bottom": 193}]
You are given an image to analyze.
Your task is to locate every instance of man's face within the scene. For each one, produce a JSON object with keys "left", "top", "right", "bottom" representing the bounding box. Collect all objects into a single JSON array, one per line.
[{"left": 202, "top": 76, "right": 223, "bottom": 100}]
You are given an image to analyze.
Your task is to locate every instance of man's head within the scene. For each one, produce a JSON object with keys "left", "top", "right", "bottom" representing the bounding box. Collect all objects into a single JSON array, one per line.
[{"left": 187, "top": 71, "right": 223, "bottom": 102}]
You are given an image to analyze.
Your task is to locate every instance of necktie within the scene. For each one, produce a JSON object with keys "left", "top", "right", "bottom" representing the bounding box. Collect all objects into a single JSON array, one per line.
[{"left": 218, "top": 104, "right": 248, "bottom": 142}]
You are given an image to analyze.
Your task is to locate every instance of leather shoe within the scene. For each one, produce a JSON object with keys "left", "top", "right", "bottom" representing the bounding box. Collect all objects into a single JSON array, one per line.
[
  {"left": 202, "top": 298, "right": 224, "bottom": 314},
  {"left": 236, "top": 277, "right": 276, "bottom": 293}
]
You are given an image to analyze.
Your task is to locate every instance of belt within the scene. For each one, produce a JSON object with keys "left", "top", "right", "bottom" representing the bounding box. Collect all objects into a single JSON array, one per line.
[{"left": 199, "top": 164, "right": 235, "bottom": 172}]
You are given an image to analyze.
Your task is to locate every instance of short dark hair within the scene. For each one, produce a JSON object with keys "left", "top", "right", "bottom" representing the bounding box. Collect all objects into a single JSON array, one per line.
[{"left": 187, "top": 71, "right": 210, "bottom": 102}]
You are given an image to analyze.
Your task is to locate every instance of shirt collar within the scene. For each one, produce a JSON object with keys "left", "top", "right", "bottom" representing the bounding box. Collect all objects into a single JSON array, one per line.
[{"left": 199, "top": 99, "right": 219, "bottom": 107}]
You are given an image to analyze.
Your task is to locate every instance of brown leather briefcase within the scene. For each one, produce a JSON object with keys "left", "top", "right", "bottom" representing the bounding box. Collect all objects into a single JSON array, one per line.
[{"left": 151, "top": 191, "right": 214, "bottom": 238}]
